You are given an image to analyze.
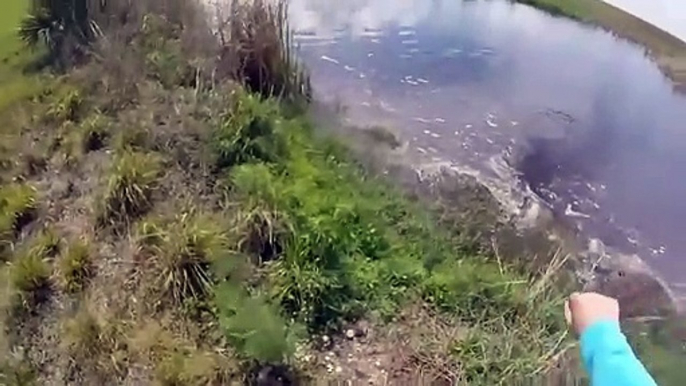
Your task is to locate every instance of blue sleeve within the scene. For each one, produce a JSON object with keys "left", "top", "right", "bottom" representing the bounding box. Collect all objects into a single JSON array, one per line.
[{"left": 581, "top": 320, "right": 658, "bottom": 386}]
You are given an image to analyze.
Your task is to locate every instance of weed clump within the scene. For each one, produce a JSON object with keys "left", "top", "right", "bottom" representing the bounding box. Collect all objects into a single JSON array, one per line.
[
  {"left": 58, "top": 239, "right": 94, "bottom": 293},
  {"left": 99, "top": 151, "right": 161, "bottom": 225}
]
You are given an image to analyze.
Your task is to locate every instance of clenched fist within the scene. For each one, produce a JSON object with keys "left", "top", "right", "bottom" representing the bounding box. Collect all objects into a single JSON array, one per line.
[{"left": 565, "top": 292, "right": 620, "bottom": 335}]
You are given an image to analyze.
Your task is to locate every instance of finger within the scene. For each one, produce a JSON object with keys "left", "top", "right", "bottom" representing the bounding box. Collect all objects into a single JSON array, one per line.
[
  {"left": 564, "top": 299, "right": 572, "bottom": 325},
  {"left": 568, "top": 292, "right": 581, "bottom": 311}
]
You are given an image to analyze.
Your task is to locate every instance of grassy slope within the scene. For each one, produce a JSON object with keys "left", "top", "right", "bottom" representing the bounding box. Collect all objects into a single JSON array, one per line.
[
  {"left": 515, "top": 0, "right": 686, "bottom": 90},
  {"left": 0, "top": 5, "right": 574, "bottom": 385}
]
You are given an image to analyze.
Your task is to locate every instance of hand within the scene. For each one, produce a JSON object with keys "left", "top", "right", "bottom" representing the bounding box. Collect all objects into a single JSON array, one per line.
[{"left": 565, "top": 292, "right": 620, "bottom": 335}]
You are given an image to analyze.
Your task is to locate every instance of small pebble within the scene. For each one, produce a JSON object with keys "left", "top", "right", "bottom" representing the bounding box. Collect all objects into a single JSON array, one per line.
[{"left": 345, "top": 329, "right": 356, "bottom": 340}]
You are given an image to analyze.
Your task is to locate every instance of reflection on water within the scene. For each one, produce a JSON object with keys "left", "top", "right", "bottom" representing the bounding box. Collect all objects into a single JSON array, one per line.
[{"left": 289, "top": 0, "right": 686, "bottom": 291}]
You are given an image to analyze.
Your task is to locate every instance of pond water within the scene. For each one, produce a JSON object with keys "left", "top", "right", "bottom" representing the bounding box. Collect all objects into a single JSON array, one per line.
[{"left": 288, "top": 0, "right": 686, "bottom": 296}]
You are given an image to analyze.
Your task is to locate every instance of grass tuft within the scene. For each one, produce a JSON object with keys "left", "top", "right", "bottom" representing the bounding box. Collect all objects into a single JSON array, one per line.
[
  {"left": 57, "top": 238, "right": 94, "bottom": 293},
  {"left": 32, "top": 227, "right": 61, "bottom": 259},
  {"left": 64, "top": 113, "right": 110, "bottom": 160},
  {"left": 10, "top": 245, "right": 51, "bottom": 308},
  {"left": 137, "top": 212, "right": 228, "bottom": 304},
  {"left": 129, "top": 320, "right": 237, "bottom": 385},
  {"left": 46, "top": 89, "right": 83, "bottom": 123},
  {"left": 219, "top": 0, "right": 311, "bottom": 101},
  {"left": 61, "top": 304, "right": 128, "bottom": 379},
  {"left": 0, "top": 184, "right": 37, "bottom": 253},
  {"left": 155, "top": 349, "right": 234, "bottom": 386},
  {"left": 99, "top": 151, "right": 161, "bottom": 225},
  {"left": 234, "top": 207, "right": 292, "bottom": 265}
]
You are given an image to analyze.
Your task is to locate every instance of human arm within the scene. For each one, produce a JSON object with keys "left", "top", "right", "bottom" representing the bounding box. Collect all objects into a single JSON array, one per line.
[
  {"left": 580, "top": 319, "right": 657, "bottom": 386},
  {"left": 566, "top": 292, "right": 658, "bottom": 386}
]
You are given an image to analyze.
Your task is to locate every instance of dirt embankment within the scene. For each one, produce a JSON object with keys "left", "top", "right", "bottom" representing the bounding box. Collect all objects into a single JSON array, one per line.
[{"left": 517, "top": 0, "right": 686, "bottom": 92}]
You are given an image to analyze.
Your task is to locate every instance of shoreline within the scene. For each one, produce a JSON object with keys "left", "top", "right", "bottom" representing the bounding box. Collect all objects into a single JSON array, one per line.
[
  {"left": 310, "top": 102, "right": 682, "bottom": 318},
  {"left": 515, "top": 0, "right": 686, "bottom": 92}
]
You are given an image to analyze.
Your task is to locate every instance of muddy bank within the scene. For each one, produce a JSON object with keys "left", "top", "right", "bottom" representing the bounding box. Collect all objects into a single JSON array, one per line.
[
  {"left": 517, "top": 0, "right": 686, "bottom": 91},
  {"left": 310, "top": 102, "right": 681, "bottom": 318}
]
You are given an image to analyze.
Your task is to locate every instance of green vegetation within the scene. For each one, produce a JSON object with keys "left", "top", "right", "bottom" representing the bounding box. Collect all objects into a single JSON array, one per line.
[
  {"left": 136, "top": 212, "right": 228, "bottom": 304},
  {"left": 19, "top": 0, "right": 98, "bottom": 69},
  {"left": 0, "top": 184, "right": 36, "bottom": 258},
  {"left": 57, "top": 238, "right": 93, "bottom": 293},
  {"left": 515, "top": 0, "right": 596, "bottom": 21},
  {"left": 0, "top": 0, "right": 682, "bottom": 384},
  {"left": 0, "top": 0, "right": 42, "bottom": 110},
  {"left": 61, "top": 305, "right": 128, "bottom": 379},
  {"left": 514, "top": 0, "right": 686, "bottom": 90},
  {"left": 10, "top": 241, "right": 51, "bottom": 308},
  {"left": 99, "top": 151, "right": 161, "bottom": 225}
]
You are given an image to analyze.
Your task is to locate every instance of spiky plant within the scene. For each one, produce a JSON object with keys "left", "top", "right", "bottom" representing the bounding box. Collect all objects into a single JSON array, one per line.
[
  {"left": 100, "top": 151, "right": 161, "bottom": 224},
  {"left": 58, "top": 239, "right": 94, "bottom": 293},
  {"left": 19, "top": 0, "right": 101, "bottom": 66},
  {"left": 138, "top": 213, "right": 227, "bottom": 304}
]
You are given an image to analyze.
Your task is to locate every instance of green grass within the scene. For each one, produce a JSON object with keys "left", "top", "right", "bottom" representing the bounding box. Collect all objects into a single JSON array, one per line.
[
  {"left": 0, "top": 0, "right": 42, "bottom": 111},
  {"left": 0, "top": 183, "right": 36, "bottom": 258},
  {"left": 99, "top": 151, "right": 161, "bottom": 225},
  {"left": 136, "top": 212, "right": 229, "bottom": 304},
  {"left": 58, "top": 239, "right": 94, "bottom": 293},
  {"left": 514, "top": 0, "right": 686, "bottom": 90},
  {"left": 515, "top": 0, "right": 595, "bottom": 21},
  {"left": 10, "top": 242, "right": 51, "bottom": 308},
  {"left": 208, "top": 92, "right": 569, "bottom": 380}
]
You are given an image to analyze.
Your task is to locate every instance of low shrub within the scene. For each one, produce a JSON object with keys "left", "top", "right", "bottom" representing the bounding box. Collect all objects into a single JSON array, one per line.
[
  {"left": 145, "top": 38, "right": 196, "bottom": 89},
  {"left": 99, "top": 151, "right": 161, "bottom": 225}
]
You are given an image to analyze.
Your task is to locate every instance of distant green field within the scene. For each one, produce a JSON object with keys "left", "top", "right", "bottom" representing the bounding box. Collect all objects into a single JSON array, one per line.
[
  {"left": 515, "top": 0, "right": 686, "bottom": 90},
  {"left": 0, "top": 0, "right": 41, "bottom": 110}
]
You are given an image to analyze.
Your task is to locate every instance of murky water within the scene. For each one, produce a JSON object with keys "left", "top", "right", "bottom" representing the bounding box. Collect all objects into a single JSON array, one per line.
[{"left": 288, "top": 0, "right": 686, "bottom": 294}]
